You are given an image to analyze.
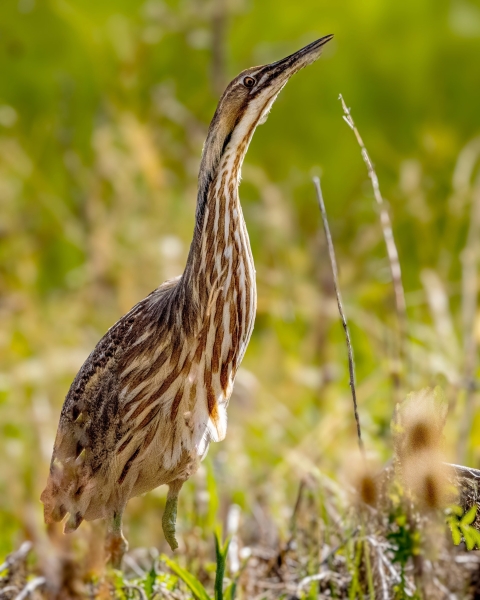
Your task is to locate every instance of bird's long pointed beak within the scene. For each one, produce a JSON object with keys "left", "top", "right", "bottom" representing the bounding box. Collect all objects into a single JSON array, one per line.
[{"left": 256, "top": 34, "right": 334, "bottom": 91}]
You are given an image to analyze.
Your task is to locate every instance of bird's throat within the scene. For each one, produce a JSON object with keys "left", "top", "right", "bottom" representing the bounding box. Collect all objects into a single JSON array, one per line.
[{"left": 183, "top": 139, "right": 255, "bottom": 330}]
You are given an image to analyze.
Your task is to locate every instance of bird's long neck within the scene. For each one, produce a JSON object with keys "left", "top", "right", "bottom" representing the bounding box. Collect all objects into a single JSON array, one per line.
[{"left": 183, "top": 138, "right": 254, "bottom": 308}]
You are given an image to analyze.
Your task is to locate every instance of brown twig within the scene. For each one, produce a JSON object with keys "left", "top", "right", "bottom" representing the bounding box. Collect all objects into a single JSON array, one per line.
[
  {"left": 313, "top": 176, "right": 365, "bottom": 456},
  {"left": 339, "top": 94, "right": 408, "bottom": 380}
]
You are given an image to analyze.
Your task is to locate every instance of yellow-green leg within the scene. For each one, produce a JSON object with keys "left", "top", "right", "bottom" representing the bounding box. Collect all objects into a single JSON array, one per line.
[
  {"left": 106, "top": 509, "right": 128, "bottom": 569},
  {"left": 162, "top": 480, "right": 184, "bottom": 551}
]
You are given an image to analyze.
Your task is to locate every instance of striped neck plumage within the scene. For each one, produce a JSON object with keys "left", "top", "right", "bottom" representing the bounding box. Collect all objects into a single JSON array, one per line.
[{"left": 181, "top": 123, "right": 254, "bottom": 319}]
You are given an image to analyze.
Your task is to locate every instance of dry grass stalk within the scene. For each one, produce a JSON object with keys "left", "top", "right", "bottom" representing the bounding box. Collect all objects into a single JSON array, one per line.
[
  {"left": 374, "top": 544, "right": 389, "bottom": 600},
  {"left": 313, "top": 176, "right": 365, "bottom": 456},
  {"left": 339, "top": 94, "right": 408, "bottom": 376},
  {"left": 0, "top": 542, "right": 38, "bottom": 600},
  {"left": 14, "top": 577, "right": 47, "bottom": 600}
]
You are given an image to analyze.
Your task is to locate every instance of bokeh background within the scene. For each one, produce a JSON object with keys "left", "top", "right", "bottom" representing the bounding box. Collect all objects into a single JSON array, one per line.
[{"left": 1, "top": 0, "right": 480, "bottom": 560}]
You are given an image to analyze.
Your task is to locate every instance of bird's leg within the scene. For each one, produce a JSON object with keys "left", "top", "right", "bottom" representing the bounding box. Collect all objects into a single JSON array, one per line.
[
  {"left": 162, "top": 480, "right": 184, "bottom": 551},
  {"left": 106, "top": 509, "right": 128, "bottom": 569}
]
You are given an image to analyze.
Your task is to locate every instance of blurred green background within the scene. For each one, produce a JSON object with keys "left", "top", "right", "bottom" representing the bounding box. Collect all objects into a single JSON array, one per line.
[{"left": 1, "top": 0, "right": 480, "bottom": 558}]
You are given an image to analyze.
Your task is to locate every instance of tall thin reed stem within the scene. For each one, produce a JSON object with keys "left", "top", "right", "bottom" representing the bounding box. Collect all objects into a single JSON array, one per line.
[
  {"left": 313, "top": 176, "right": 365, "bottom": 457},
  {"left": 339, "top": 94, "right": 408, "bottom": 384}
]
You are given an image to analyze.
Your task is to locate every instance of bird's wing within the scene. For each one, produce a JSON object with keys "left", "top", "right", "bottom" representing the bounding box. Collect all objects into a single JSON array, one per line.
[{"left": 40, "top": 277, "right": 182, "bottom": 530}]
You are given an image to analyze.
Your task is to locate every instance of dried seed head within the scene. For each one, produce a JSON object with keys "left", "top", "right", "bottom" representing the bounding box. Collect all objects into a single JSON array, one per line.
[
  {"left": 344, "top": 453, "right": 380, "bottom": 508},
  {"left": 393, "top": 387, "right": 448, "bottom": 462},
  {"left": 402, "top": 451, "right": 449, "bottom": 511},
  {"left": 358, "top": 471, "right": 378, "bottom": 506},
  {"left": 422, "top": 473, "right": 441, "bottom": 510},
  {"left": 393, "top": 387, "right": 451, "bottom": 511},
  {"left": 407, "top": 420, "right": 434, "bottom": 453}
]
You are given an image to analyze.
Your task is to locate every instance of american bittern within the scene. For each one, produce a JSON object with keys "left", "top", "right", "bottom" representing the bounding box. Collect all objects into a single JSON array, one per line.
[{"left": 41, "top": 35, "right": 333, "bottom": 567}]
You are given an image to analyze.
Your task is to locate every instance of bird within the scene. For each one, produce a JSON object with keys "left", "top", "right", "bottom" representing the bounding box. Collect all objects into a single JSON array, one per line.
[{"left": 40, "top": 34, "right": 333, "bottom": 568}]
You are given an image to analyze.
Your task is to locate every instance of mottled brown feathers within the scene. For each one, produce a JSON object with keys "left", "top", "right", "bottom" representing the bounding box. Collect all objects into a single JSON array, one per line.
[{"left": 118, "top": 447, "right": 141, "bottom": 485}]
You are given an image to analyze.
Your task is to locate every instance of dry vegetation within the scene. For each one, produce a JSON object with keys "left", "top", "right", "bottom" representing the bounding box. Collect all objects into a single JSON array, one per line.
[{"left": 3, "top": 466, "right": 480, "bottom": 599}]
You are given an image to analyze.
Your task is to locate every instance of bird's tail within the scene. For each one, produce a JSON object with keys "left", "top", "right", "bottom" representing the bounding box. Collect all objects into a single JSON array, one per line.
[{"left": 40, "top": 456, "right": 85, "bottom": 533}]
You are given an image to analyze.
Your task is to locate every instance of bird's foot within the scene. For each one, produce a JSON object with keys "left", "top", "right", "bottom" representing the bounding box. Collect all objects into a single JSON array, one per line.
[
  {"left": 106, "top": 529, "right": 128, "bottom": 569},
  {"left": 162, "top": 495, "right": 179, "bottom": 551}
]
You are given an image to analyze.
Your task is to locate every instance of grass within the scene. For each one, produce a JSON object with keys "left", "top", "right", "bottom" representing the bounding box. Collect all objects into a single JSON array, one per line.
[{"left": 3, "top": 466, "right": 480, "bottom": 598}]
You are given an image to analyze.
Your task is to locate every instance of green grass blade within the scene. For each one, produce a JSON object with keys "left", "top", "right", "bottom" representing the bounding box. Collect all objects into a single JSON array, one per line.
[
  {"left": 224, "top": 581, "right": 237, "bottom": 600},
  {"left": 162, "top": 555, "right": 211, "bottom": 600},
  {"left": 143, "top": 565, "right": 156, "bottom": 597},
  {"left": 461, "top": 505, "right": 477, "bottom": 526},
  {"left": 214, "top": 531, "right": 231, "bottom": 600}
]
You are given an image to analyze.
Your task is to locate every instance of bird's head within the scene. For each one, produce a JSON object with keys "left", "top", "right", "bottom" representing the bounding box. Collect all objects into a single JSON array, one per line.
[{"left": 199, "top": 35, "right": 334, "bottom": 192}]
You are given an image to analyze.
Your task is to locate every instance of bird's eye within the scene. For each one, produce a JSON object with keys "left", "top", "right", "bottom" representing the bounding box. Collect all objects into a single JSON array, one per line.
[{"left": 243, "top": 76, "right": 256, "bottom": 88}]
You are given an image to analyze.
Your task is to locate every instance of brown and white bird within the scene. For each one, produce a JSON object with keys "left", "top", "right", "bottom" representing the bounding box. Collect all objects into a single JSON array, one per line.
[{"left": 41, "top": 35, "right": 333, "bottom": 567}]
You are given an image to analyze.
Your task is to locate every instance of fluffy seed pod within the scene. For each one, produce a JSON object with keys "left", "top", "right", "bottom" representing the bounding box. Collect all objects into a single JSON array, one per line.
[{"left": 393, "top": 387, "right": 450, "bottom": 510}]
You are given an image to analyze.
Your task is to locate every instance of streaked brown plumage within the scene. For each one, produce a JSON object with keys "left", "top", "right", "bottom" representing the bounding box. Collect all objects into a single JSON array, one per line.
[{"left": 41, "top": 35, "right": 333, "bottom": 566}]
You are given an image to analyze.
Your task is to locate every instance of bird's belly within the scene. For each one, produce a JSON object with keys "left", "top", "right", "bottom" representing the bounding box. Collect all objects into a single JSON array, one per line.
[
  {"left": 199, "top": 287, "right": 256, "bottom": 447},
  {"left": 128, "top": 444, "right": 200, "bottom": 500}
]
